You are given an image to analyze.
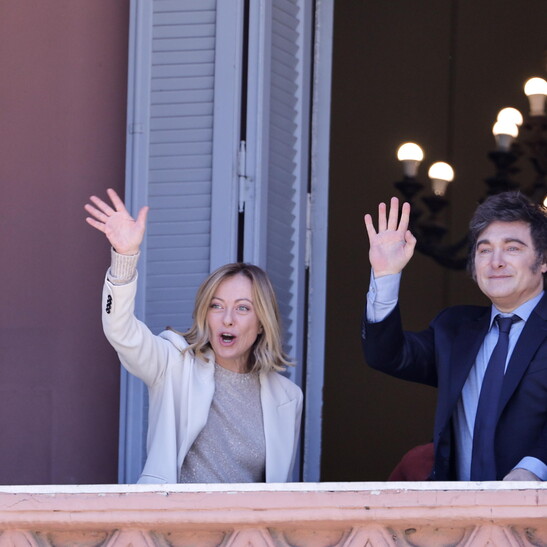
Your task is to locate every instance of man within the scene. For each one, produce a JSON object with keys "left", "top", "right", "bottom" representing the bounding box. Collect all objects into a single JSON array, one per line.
[{"left": 361, "top": 191, "right": 547, "bottom": 480}]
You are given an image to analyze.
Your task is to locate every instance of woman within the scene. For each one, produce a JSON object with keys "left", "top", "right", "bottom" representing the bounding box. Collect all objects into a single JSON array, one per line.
[{"left": 85, "top": 188, "right": 303, "bottom": 484}]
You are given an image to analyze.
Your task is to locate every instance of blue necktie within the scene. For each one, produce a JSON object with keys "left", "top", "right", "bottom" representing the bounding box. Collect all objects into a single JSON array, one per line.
[{"left": 470, "top": 314, "right": 519, "bottom": 480}]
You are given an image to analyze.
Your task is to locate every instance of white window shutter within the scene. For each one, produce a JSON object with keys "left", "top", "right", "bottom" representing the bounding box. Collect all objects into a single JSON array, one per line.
[
  {"left": 243, "top": 0, "right": 312, "bottom": 390},
  {"left": 121, "top": 0, "right": 243, "bottom": 483}
]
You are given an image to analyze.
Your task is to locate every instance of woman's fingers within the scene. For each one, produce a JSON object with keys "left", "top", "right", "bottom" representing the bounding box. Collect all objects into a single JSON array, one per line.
[
  {"left": 84, "top": 189, "right": 136, "bottom": 228},
  {"left": 84, "top": 190, "right": 147, "bottom": 255},
  {"left": 84, "top": 202, "right": 109, "bottom": 224},
  {"left": 85, "top": 216, "right": 103, "bottom": 231},
  {"left": 135, "top": 206, "right": 150, "bottom": 228},
  {"left": 88, "top": 195, "right": 116, "bottom": 216},
  {"left": 106, "top": 188, "right": 128, "bottom": 213},
  {"left": 84, "top": 215, "right": 106, "bottom": 233}
]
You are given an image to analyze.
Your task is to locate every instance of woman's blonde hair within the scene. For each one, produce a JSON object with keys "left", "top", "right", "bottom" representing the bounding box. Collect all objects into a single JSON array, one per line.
[{"left": 179, "top": 263, "right": 294, "bottom": 373}]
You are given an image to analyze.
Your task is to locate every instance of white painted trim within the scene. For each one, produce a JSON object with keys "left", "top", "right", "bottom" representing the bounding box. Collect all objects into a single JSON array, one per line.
[
  {"left": 209, "top": 1, "right": 245, "bottom": 270},
  {"left": 303, "top": 0, "right": 334, "bottom": 482},
  {"left": 2, "top": 481, "right": 546, "bottom": 494},
  {"left": 119, "top": 0, "right": 153, "bottom": 484},
  {"left": 242, "top": 0, "right": 270, "bottom": 267},
  {"left": 289, "top": 0, "right": 313, "bottom": 388}
]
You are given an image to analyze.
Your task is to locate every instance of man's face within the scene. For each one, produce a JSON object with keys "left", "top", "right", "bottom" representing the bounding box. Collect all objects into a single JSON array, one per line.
[{"left": 474, "top": 220, "right": 547, "bottom": 312}]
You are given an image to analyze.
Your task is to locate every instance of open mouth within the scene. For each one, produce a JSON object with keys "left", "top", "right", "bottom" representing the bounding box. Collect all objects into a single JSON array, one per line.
[{"left": 220, "top": 333, "right": 235, "bottom": 343}]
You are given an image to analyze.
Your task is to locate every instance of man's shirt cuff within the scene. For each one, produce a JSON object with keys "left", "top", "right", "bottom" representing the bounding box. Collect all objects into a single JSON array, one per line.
[
  {"left": 366, "top": 271, "right": 401, "bottom": 323},
  {"left": 514, "top": 457, "right": 547, "bottom": 481}
]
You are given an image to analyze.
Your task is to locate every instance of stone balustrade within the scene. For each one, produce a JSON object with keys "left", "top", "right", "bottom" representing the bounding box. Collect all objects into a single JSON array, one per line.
[{"left": 0, "top": 482, "right": 546, "bottom": 546}]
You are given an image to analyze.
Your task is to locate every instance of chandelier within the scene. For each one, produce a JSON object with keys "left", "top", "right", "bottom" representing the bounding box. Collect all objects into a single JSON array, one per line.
[{"left": 394, "top": 76, "right": 547, "bottom": 270}]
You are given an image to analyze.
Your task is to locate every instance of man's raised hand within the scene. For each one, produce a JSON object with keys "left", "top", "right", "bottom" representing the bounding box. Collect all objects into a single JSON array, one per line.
[
  {"left": 363, "top": 197, "right": 416, "bottom": 277},
  {"left": 84, "top": 188, "right": 149, "bottom": 255}
]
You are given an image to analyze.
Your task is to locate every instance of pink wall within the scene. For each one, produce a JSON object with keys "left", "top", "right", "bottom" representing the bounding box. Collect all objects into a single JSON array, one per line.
[{"left": 0, "top": 1, "right": 130, "bottom": 483}]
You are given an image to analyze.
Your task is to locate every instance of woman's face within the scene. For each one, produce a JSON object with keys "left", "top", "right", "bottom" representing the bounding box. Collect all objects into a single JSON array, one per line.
[{"left": 206, "top": 273, "right": 262, "bottom": 373}]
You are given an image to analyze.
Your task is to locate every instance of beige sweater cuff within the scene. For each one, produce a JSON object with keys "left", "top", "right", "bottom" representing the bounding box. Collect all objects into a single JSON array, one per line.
[{"left": 107, "top": 248, "right": 139, "bottom": 285}]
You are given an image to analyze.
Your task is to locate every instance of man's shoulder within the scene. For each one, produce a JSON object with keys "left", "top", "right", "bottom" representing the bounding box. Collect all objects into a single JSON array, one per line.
[
  {"left": 532, "top": 293, "right": 547, "bottom": 319},
  {"left": 434, "top": 304, "right": 489, "bottom": 325}
]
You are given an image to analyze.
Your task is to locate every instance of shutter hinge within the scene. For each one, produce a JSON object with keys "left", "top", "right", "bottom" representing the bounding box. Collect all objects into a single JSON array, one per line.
[
  {"left": 305, "top": 192, "right": 312, "bottom": 268},
  {"left": 238, "top": 141, "right": 247, "bottom": 213},
  {"left": 128, "top": 123, "right": 144, "bottom": 134}
]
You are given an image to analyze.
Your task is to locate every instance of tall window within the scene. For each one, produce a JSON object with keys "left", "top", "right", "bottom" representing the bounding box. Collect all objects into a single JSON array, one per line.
[{"left": 121, "top": 0, "right": 329, "bottom": 483}]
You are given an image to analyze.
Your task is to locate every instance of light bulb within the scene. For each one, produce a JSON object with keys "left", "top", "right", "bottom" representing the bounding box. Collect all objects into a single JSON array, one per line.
[
  {"left": 524, "top": 77, "right": 547, "bottom": 116},
  {"left": 492, "top": 120, "right": 519, "bottom": 137},
  {"left": 397, "top": 142, "right": 424, "bottom": 177},
  {"left": 397, "top": 142, "right": 424, "bottom": 161},
  {"left": 428, "top": 162, "right": 454, "bottom": 182},
  {"left": 496, "top": 107, "right": 523, "bottom": 127},
  {"left": 428, "top": 162, "right": 454, "bottom": 196},
  {"left": 524, "top": 77, "right": 547, "bottom": 96},
  {"left": 492, "top": 120, "right": 519, "bottom": 151}
]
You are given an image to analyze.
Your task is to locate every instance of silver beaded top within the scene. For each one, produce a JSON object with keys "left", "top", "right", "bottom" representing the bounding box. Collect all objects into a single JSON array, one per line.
[{"left": 179, "top": 363, "right": 266, "bottom": 483}]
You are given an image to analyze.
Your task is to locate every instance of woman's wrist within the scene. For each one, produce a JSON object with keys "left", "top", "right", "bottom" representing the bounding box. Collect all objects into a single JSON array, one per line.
[
  {"left": 112, "top": 246, "right": 140, "bottom": 256},
  {"left": 108, "top": 248, "right": 140, "bottom": 285}
]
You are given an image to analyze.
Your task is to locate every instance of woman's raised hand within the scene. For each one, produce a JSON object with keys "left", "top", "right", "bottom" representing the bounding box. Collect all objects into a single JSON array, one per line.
[
  {"left": 84, "top": 188, "right": 149, "bottom": 255},
  {"left": 363, "top": 197, "right": 416, "bottom": 277}
]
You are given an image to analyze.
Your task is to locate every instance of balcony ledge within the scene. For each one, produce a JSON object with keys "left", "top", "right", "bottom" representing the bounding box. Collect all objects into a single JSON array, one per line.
[{"left": 0, "top": 482, "right": 546, "bottom": 546}]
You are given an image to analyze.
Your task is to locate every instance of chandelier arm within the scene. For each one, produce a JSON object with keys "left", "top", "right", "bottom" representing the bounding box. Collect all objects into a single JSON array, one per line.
[
  {"left": 414, "top": 232, "right": 470, "bottom": 271},
  {"left": 414, "top": 239, "right": 469, "bottom": 270}
]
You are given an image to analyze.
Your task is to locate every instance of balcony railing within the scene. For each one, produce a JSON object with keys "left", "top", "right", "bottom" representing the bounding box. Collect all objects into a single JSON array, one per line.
[{"left": 0, "top": 482, "right": 546, "bottom": 546}]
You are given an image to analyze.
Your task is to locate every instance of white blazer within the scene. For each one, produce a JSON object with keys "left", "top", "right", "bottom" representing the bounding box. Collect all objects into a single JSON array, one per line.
[{"left": 102, "top": 275, "right": 303, "bottom": 484}]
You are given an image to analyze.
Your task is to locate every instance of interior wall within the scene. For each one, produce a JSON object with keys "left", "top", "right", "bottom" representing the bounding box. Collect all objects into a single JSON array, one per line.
[
  {"left": 322, "top": 0, "right": 547, "bottom": 481},
  {"left": 0, "top": 1, "right": 129, "bottom": 484}
]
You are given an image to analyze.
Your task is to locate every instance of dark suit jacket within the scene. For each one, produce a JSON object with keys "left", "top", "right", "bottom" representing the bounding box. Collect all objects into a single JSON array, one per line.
[{"left": 361, "top": 294, "right": 547, "bottom": 480}]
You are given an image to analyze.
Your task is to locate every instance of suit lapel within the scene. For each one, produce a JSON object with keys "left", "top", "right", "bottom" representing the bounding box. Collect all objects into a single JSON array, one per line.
[
  {"left": 499, "top": 295, "right": 547, "bottom": 413},
  {"left": 441, "top": 311, "right": 490, "bottom": 426},
  {"left": 259, "top": 372, "right": 297, "bottom": 482}
]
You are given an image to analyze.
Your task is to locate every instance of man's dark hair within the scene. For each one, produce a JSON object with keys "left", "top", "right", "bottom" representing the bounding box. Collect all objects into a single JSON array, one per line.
[{"left": 467, "top": 191, "right": 547, "bottom": 281}]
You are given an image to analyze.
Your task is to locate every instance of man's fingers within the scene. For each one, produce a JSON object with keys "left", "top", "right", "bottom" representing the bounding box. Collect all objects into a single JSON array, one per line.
[
  {"left": 387, "top": 196, "right": 400, "bottom": 231},
  {"left": 365, "top": 198, "right": 411, "bottom": 241},
  {"left": 398, "top": 201, "right": 411, "bottom": 232},
  {"left": 377, "top": 202, "right": 387, "bottom": 232},
  {"left": 363, "top": 213, "right": 377, "bottom": 240},
  {"left": 403, "top": 229, "right": 417, "bottom": 258},
  {"left": 405, "top": 229, "right": 416, "bottom": 245}
]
